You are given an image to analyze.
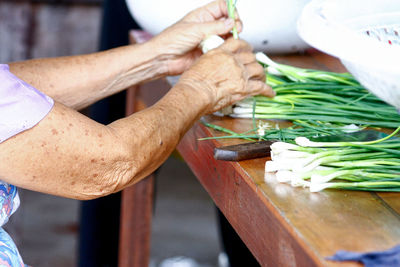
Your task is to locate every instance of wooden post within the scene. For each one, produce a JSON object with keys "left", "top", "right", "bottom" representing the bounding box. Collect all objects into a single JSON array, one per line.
[
  {"left": 119, "top": 30, "right": 171, "bottom": 267},
  {"left": 118, "top": 173, "right": 154, "bottom": 267},
  {"left": 118, "top": 41, "right": 155, "bottom": 266}
]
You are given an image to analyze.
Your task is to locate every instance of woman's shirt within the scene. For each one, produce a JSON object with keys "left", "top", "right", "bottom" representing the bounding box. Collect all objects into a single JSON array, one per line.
[
  {"left": 0, "top": 64, "right": 54, "bottom": 142},
  {"left": 0, "top": 64, "right": 54, "bottom": 266}
]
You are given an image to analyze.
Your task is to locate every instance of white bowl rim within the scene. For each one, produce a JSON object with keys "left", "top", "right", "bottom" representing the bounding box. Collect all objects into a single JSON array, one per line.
[{"left": 297, "top": 0, "right": 400, "bottom": 73}]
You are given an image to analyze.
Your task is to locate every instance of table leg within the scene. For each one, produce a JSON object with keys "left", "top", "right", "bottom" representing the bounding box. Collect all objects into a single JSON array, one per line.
[
  {"left": 119, "top": 175, "right": 154, "bottom": 267},
  {"left": 118, "top": 86, "right": 155, "bottom": 267}
]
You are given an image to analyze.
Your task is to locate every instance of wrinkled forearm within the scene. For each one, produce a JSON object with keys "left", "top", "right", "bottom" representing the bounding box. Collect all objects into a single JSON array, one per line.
[
  {"left": 0, "top": 83, "right": 208, "bottom": 200},
  {"left": 8, "top": 42, "right": 168, "bottom": 110},
  {"left": 107, "top": 83, "right": 209, "bottom": 191}
]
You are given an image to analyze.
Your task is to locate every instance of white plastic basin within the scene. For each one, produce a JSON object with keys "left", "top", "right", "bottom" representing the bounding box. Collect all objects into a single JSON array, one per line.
[
  {"left": 298, "top": 0, "right": 400, "bottom": 109},
  {"left": 126, "top": 0, "right": 311, "bottom": 53}
]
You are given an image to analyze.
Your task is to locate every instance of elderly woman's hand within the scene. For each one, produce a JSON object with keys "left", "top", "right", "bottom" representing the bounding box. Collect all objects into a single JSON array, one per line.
[
  {"left": 176, "top": 38, "right": 275, "bottom": 114},
  {"left": 149, "top": 0, "right": 242, "bottom": 76}
]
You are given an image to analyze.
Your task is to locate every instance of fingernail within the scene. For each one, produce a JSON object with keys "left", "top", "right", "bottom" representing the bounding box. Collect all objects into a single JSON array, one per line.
[
  {"left": 237, "top": 23, "right": 243, "bottom": 32},
  {"left": 225, "top": 18, "right": 234, "bottom": 27}
]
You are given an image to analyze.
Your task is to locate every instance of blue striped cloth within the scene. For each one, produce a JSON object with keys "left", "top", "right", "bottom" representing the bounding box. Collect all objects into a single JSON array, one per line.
[
  {"left": 0, "top": 183, "right": 24, "bottom": 267},
  {"left": 328, "top": 245, "right": 400, "bottom": 267}
]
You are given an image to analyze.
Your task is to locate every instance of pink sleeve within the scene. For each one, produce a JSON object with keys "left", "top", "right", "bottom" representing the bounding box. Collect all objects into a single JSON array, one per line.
[{"left": 0, "top": 64, "right": 54, "bottom": 143}]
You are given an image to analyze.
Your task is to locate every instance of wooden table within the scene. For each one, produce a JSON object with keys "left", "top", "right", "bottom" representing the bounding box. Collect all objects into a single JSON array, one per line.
[{"left": 119, "top": 32, "right": 400, "bottom": 267}]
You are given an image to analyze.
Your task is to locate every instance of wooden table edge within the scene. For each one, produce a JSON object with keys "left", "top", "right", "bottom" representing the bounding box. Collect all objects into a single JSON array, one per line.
[{"left": 177, "top": 121, "right": 328, "bottom": 266}]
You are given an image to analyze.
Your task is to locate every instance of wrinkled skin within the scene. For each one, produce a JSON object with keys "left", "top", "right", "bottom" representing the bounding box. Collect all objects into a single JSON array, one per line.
[
  {"left": 150, "top": 0, "right": 243, "bottom": 75},
  {"left": 179, "top": 38, "right": 274, "bottom": 113}
]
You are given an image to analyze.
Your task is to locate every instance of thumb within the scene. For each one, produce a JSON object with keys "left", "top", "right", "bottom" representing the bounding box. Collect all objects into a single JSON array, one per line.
[{"left": 197, "top": 18, "right": 235, "bottom": 38}]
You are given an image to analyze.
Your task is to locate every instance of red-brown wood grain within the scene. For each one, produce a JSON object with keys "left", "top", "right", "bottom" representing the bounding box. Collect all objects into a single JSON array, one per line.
[{"left": 119, "top": 176, "right": 155, "bottom": 267}]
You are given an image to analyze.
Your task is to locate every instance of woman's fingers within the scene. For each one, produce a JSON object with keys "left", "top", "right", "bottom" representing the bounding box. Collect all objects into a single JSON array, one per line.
[
  {"left": 221, "top": 38, "right": 252, "bottom": 53},
  {"left": 195, "top": 18, "right": 236, "bottom": 38},
  {"left": 188, "top": 0, "right": 229, "bottom": 20},
  {"left": 189, "top": 16, "right": 242, "bottom": 40},
  {"left": 235, "top": 52, "right": 266, "bottom": 81},
  {"left": 235, "top": 52, "right": 257, "bottom": 65},
  {"left": 243, "top": 60, "right": 275, "bottom": 97},
  {"left": 235, "top": 19, "right": 243, "bottom": 33},
  {"left": 247, "top": 80, "right": 276, "bottom": 97},
  {"left": 244, "top": 62, "right": 266, "bottom": 80},
  {"left": 204, "top": 0, "right": 229, "bottom": 19},
  {"left": 199, "top": 0, "right": 242, "bottom": 22},
  {"left": 178, "top": 37, "right": 275, "bottom": 114}
]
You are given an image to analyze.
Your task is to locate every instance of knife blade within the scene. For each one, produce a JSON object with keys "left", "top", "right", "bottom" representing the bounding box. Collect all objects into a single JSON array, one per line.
[{"left": 214, "top": 140, "right": 274, "bottom": 161}]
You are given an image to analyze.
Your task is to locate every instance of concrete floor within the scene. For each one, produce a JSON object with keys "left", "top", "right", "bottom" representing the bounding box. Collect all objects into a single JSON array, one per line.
[
  {"left": 150, "top": 157, "right": 220, "bottom": 267},
  {"left": 5, "top": 156, "right": 221, "bottom": 266}
]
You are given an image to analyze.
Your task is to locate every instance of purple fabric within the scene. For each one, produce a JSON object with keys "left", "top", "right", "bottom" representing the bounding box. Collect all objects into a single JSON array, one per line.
[{"left": 0, "top": 64, "right": 54, "bottom": 143}]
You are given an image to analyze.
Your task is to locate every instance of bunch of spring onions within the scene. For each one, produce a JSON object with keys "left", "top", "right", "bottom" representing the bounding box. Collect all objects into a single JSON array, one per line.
[
  {"left": 265, "top": 127, "right": 400, "bottom": 192},
  {"left": 230, "top": 53, "right": 400, "bottom": 129}
]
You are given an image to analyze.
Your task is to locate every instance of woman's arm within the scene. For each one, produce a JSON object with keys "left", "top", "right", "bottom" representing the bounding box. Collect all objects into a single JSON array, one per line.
[
  {"left": 9, "top": 43, "right": 166, "bottom": 110},
  {"left": 0, "top": 39, "right": 272, "bottom": 200},
  {"left": 0, "top": 40, "right": 272, "bottom": 199},
  {"left": 9, "top": 0, "right": 241, "bottom": 111},
  {"left": 0, "top": 86, "right": 201, "bottom": 200},
  {"left": 0, "top": 0, "right": 273, "bottom": 200}
]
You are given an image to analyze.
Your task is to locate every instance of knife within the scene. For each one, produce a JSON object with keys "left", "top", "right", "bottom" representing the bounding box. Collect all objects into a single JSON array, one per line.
[
  {"left": 214, "top": 140, "right": 274, "bottom": 161},
  {"left": 214, "top": 130, "right": 387, "bottom": 161}
]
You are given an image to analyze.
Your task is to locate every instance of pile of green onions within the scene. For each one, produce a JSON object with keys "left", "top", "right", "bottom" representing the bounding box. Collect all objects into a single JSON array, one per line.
[
  {"left": 202, "top": 52, "right": 400, "bottom": 193},
  {"left": 265, "top": 127, "right": 400, "bottom": 192},
  {"left": 231, "top": 53, "right": 400, "bottom": 129},
  {"left": 202, "top": 120, "right": 361, "bottom": 142}
]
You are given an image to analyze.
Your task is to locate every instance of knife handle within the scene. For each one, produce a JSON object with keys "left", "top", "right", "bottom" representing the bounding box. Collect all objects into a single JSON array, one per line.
[{"left": 214, "top": 140, "right": 273, "bottom": 161}]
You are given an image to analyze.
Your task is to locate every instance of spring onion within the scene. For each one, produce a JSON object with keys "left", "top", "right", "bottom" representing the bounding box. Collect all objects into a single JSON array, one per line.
[
  {"left": 201, "top": 120, "right": 364, "bottom": 142},
  {"left": 265, "top": 127, "right": 400, "bottom": 192},
  {"left": 256, "top": 52, "right": 358, "bottom": 86},
  {"left": 201, "top": 35, "right": 225, "bottom": 54},
  {"left": 230, "top": 53, "right": 400, "bottom": 129},
  {"left": 226, "top": 0, "right": 238, "bottom": 39}
]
